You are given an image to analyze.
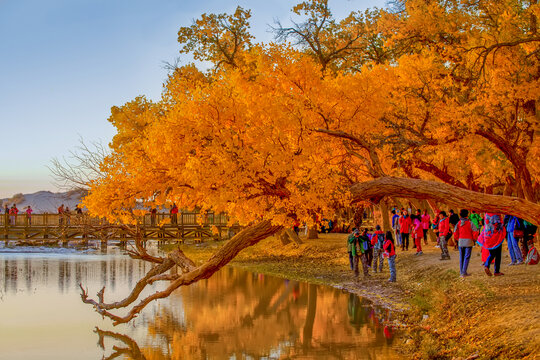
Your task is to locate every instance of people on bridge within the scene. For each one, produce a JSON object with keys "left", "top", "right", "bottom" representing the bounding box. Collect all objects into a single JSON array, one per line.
[
  {"left": 150, "top": 207, "right": 157, "bottom": 227},
  {"left": 25, "top": 206, "right": 33, "bottom": 226},
  {"left": 65, "top": 207, "right": 71, "bottom": 225},
  {"left": 4, "top": 204, "right": 9, "bottom": 224},
  {"left": 9, "top": 204, "right": 19, "bottom": 226},
  {"left": 170, "top": 204, "right": 178, "bottom": 225},
  {"left": 58, "top": 204, "right": 65, "bottom": 225}
]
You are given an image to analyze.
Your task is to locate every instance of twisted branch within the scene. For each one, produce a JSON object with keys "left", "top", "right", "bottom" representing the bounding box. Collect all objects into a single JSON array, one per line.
[{"left": 81, "top": 220, "right": 281, "bottom": 325}]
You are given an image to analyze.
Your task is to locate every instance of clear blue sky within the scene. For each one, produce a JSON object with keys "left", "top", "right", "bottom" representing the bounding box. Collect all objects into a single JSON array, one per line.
[{"left": 0, "top": 0, "right": 386, "bottom": 198}]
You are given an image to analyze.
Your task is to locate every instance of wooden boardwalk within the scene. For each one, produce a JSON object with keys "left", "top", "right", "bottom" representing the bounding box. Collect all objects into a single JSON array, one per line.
[{"left": 1, "top": 212, "right": 235, "bottom": 246}]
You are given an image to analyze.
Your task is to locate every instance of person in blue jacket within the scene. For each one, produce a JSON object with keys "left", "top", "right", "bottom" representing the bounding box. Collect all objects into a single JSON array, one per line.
[{"left": 504, "top": 215, "right": 524, "bottom": 265}]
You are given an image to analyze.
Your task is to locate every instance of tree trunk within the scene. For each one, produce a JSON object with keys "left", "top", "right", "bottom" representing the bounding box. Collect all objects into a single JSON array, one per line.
[
  {"left": 285, "top": 229, "right": 303, "bottom": 244},
  {"left": 278, "top": 230, "right": 292, "bottom": 245},
  {"left": 379, "top": 200, "right": 391, "bottom": 232},
  {"left": 350, "top": 177, "right": 540, "bottom": 225},
  {"left": 307, "top": 226, "right": 319, "bottom": 239}
]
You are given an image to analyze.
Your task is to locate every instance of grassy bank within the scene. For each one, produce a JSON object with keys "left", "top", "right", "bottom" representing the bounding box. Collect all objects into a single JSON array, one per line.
[{"left": 169, "top": 233, "right": 539, "bottom": 359}]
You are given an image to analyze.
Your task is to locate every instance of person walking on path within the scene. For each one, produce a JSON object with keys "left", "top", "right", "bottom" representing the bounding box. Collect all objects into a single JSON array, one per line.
[
  {"left": 477, "top": 213, "right": 506, "bottom": 276},
  {"left": 399, "top": 211, "right": 412, "bottom": 251},
  {"left": 469, "top": 210, "right": 483, "bottom": 230},
  {"left": 438, "top": 211, "right": 451, "bottom": 260},
  {"left": 25, "top": 206, "right": 33, "bottom": 226},
  {"left": 413, "top": 216, "right": 423, "bottom": 255},
  {"left": 391, "top": 210, "right": 401, "bottom": 248},
  {"left": 347, "top": 229, "right": 359, "bottom": 272},
  {"left": 453, "top": 209, "right": 479, "bottom": 278},
  {"left": 371, "top": 225, "right": 385, "bottom": 273},
  {"left": 383, "top": 231, "right": 397, "bottom": 282},
  {"left": 358, "top": 229, "right": 371, "bottom": 278},
  {"left": 504, "top": 215, "right": 524, "bottom": 265},
  {"left": 421, "top": 210, "right": 431, "bottom": 245}
]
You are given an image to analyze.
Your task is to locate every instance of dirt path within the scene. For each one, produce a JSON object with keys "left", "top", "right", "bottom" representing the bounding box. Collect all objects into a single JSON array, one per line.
[{"left": 177, "top": 233, "right": 539, "bottom": 359}]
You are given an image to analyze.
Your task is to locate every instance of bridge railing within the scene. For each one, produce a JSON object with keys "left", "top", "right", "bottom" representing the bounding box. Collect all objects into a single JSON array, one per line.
[{"left": 1, "top": 212, "right": 229, "bottom": 228}]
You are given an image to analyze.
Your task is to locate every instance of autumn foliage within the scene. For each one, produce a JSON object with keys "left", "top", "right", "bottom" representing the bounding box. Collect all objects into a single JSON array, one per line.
[
  {"left": 84, "top": 0, "right": 540, "bottom": 228},
  {"left": 78, "top": 0, "right": 540, "bottom": 327}
]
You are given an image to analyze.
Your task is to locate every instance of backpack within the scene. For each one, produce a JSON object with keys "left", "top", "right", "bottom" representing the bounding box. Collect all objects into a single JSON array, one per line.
[
  {"left": 372, "top": 232, "right": 385, "bottom": 249},
  {"left": 526, "top": 247, "right": 539, "bottom": 265}
]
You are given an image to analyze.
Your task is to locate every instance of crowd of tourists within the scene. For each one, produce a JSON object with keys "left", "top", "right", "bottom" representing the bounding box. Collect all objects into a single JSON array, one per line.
[{"left": 347, "top": 207, "right": 538, "bottom": 282}]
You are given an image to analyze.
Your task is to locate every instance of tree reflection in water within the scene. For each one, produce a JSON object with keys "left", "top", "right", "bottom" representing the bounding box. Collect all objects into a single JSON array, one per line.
[
  {"left": 95, "top": 327, "right": 146, "bottom": 360},
  {"left": 94, "top": 267, "right": 398, "bottom": 360}
]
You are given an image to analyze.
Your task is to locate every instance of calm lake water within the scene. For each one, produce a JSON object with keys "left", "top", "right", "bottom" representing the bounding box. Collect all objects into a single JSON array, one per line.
[{"left": 0, "top": 246, "right": 400, "bottom": 359}]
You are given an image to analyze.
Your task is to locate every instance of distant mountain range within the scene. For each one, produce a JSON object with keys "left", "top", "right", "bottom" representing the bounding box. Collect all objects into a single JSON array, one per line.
[{"left": 1, "top": 190, "right": 85, "bottom": 213}]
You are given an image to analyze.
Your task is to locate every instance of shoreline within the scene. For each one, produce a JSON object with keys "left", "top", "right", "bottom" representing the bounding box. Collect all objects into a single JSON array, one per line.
[{"left": 178, "top": 233, "right": 539, "bottom": 359}]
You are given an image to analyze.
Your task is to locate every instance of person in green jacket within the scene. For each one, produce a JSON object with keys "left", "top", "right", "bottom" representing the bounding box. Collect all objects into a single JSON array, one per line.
[
  {"left": 469, "top": 210, "right": 483, "bottom": 230},
  {"left": 347, "top": 229, "right": 359, "bottom": 272}
]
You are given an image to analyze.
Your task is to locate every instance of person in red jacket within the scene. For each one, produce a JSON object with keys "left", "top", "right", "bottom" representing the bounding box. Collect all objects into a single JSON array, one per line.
[
  {"left": 9, "top": 204, "right": 19, "bottom": 226},
  {"left": 438, "top": 211, "right": 451, "bottom": 260},
  {"left": 383, "top": 231, "right": 396, "bottom": 282},
  {"left": 421, "top": 210, "right": 431, "bottom": 245},
  {"left": 477, "top": 213, "right": 506, "bottom": 276},
  {"left": 454, "top": 209, "right": 479, "bottom": 278},
  {"left": 399, "top": 211, "right": 412, "bottom": 251},
  {"left": 170, "top": 203, "right": 179, "bottom": 225},
  {"left": 413, "top": 216, "right": 423, "bottom": 255}
]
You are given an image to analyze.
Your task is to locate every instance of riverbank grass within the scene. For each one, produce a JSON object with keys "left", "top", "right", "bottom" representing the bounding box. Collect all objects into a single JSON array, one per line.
[{"left": 167, "top": 232, "right": 539, "bottom": 359}]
